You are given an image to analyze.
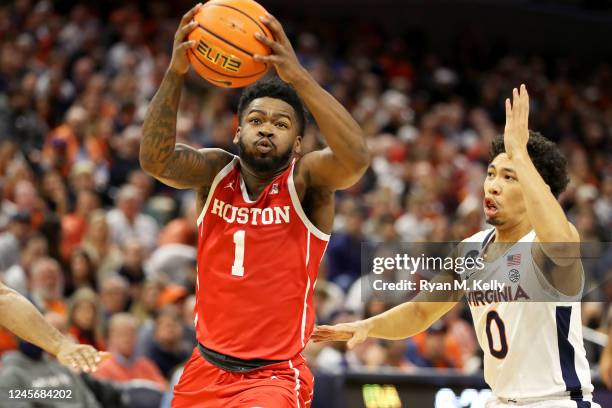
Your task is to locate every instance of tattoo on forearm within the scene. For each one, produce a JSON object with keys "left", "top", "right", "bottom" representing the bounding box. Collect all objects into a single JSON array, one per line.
[
  {"left": 140, "top": 70, "right": 184, "bottom": 167},
  {"left": 160, "top": 145, "right": 209, "bottom": 183}
]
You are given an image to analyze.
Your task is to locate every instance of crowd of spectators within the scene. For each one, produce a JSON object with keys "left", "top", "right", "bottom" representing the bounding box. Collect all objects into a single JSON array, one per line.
[{"left": 0, "top": 0, "right": 610, "bottom": 404}]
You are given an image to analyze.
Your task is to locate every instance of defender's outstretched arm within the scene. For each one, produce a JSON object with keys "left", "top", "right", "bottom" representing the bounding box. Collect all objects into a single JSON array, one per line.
[
  {"left": 504, "top": 85, "right": 579, "bottom": 264},
  {"left": 0, "top": 282, "right": 108, "bottom": 372}
]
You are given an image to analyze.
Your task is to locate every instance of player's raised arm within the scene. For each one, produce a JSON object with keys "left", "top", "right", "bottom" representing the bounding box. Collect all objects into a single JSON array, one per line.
[
  {"left": 254, "top": 14, "right": 370, "bottom": 190},
  {"left": 0, "top": 281, "right": 109, "bottom": 372},
  {"left": 140, "top": 3, "right": 232, "bottom": 189},
  {"left": 503, "top": 85, "right": 579, "bottom": 264}
]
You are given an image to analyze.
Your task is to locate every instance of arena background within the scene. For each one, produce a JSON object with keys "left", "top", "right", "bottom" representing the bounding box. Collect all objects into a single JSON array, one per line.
[{"left": 0, "top": 0, "right": 610, "bottom": 407}]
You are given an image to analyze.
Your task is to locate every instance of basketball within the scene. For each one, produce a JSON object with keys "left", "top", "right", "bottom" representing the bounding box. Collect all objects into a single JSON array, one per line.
[{"left": 187, "top": 0, "right": 273, "bottom": 88}]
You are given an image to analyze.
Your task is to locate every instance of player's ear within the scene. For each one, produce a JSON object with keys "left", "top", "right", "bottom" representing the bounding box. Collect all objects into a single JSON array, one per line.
[
  {"left": 293, "top": 135, "right": 302, "bottom": 155},
  {"left": 233, "top": 126, "right": 241, "bottom": 145}
]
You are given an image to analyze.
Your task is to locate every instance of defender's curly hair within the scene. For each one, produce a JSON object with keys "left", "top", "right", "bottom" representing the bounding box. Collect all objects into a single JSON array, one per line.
[
  {"left": 490, "top": 131, "right": 569, "bottom": 198},
  {"left": 237, "top": 77, "right": 307, "bottom": 135}
]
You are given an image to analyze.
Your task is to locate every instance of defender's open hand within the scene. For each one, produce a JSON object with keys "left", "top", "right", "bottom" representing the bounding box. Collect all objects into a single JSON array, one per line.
[
  {"left": 311, "top": 321, "right": 371, "bottom": 349},
  {"left": 56, "top": 341, "right": 111, "bottom": 373},
  {"left": 504, "top": 84, "right": 530, "bottom": 160}
]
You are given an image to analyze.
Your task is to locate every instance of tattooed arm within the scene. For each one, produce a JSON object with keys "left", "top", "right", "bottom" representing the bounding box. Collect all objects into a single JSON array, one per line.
[
  {"left": 139, "top": 3, "right": 232, "bottom": 189},
  {"left": 139, "top": 70, "right": 230, "bottom": 189}
]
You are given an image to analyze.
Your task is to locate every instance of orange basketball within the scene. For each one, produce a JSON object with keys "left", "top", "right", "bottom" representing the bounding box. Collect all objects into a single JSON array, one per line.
[{"left": 187, "top": 0, "right": 273, "bottom": 88}]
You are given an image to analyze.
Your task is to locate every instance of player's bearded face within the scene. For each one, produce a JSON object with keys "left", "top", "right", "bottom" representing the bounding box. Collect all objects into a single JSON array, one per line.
[
  {"left": 237, "top": 136, "right": 294, "bottom": 172},
  {"left": 483, "top": 153, "right": 526, "bottom": 226},
  {"left": 236, "top": 98, "right": 301, "bottom": 173}
]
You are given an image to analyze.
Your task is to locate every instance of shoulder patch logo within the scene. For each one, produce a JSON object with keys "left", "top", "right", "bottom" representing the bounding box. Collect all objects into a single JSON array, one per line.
[{"left": 507, "top": 254, "right": 521, "bottom": 267}]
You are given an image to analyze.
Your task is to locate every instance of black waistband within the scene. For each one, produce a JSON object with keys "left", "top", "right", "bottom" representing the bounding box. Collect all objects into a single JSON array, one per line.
[{"left": 197, "top": 342, "right": 284, "bottom": 373}]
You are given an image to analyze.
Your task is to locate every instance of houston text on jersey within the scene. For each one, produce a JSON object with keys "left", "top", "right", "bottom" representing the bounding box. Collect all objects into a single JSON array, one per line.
[{"left": 210, "top": 198, "right": 291, "bottom": 225}]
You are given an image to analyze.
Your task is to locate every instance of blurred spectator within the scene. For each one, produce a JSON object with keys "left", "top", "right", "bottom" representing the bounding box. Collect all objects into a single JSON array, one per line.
[
  {"left": 157, "top": 200, "right": 198, "bottom": 247},
  {"left": 0, "top": 211, "right": 32, "bottom": 273},
  {"left": 395, "top": 195, "right": 436, "bottom": 241},
  {"left": 130, "top": 279, "right": 163, "bottom": 326},
  {"left": 29, "top": 257, "right": 66, "bottom": 316},
  {"left": 405, "top": 321, "right": 463, "bottom": 370},
  {"left": 60, "top": 189, "right": 100, "bottom": 261},
  {"left": 64, "top": 248, "right": 98, "bottom": 297},
  {"left": 142, "top": 305, "right": 191, "bottom": 379},
  {"left": 442, "top": 303, "right": 479, "bottom": 372},
  {"left": 594, "top": 176, "right": 611, "bottom": 231},
  {"left": 313, "top": 280, "right": 345, "bottom": 325},
  {"left": 326, "top": 207, "right": 369, "bottom": 292},
  {"left": 127, "top": 170, "right": 154, "bottom": 206},
  {"left": 99, "top": 275, "right": 130, "bottom": 326},
  {"left": 145, "top": 244, "right": 196, "bottom": 287},
  {"left": 361, "top": 340, "right": 388, "bottom": 370},
  {"left": 94, "top": 313, "right": 167, "bottom": 391},
  {"left": 117, "top": 239, "right": 146, "bottom": 299},
  {"left": 12, "top": 180, "right": 38, "bottom": 215},
  {"left": 601, "top": 320, "right": 612, "bottom": 389},
  {"left": 41, "top": 170, "right": 69, "bottom": 216},
  {"left": 108, "top": 126, "right": 144, "bottom": 189},
  {"left": 181, "top": 294, "right": 197, "bottom": 349},
  {"left": 0, "top": 85, "right": 47, "bottom": 159},
  {"left": 106, "top": 184, "right": 158, "bottom": 251},
  {"left": 68, "top": 287, "right": 104, "bottom": 350},
  {"left": 81, "top": 209, "right": 122, "bottom": 281},
  {"left": 135, "top": 288, "right": 195, "bottom": 355},
  {"left": 2, "top": 233, "right": 47, "bottom": 295},
  {"left": 69, "top": 161, "right": 101, "bottom": 198},
  {"left": 41, "top": 105, "right": 89, "bottom": 177},
  {"left": 384, "top": 339, "right": 413, "bottom": 371}
]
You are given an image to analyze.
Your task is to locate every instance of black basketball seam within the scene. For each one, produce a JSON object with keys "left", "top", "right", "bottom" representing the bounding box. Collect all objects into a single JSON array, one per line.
[
  {"left": 202, "top": 2, "right": 269, "bottom": 36},
  {"left": 209, "top": 78, "right": 233, "bottom": 86},
  {"left": 196, "top": 24, "right": 255, "bottom": 57},
  {"left": 188, "top": 48, "right": 266, "bottom": 79}
]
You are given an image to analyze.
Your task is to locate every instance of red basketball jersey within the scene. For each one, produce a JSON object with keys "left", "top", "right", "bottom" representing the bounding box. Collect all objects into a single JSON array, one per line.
[{"left": 195, "top": 157, "right": 329, "bottom": 360}]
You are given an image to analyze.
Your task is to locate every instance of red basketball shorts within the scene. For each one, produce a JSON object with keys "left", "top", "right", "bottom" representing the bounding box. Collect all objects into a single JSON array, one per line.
[{"left": 171, "top": 348, "right": 314, "bottom": 408}]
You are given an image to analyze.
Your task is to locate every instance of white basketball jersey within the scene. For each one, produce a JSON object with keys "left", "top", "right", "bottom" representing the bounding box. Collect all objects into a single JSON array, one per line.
[{"left": 459, "top": 229, "right": 594, "bottom": 403}]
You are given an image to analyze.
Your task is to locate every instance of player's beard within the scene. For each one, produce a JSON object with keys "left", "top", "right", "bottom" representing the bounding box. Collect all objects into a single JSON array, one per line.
[
  {"left": 486, "top": 216, "right": 503, "bottom": 226},
  {"left": 238, "top": 138, "right": 293, "bottom": 173}
]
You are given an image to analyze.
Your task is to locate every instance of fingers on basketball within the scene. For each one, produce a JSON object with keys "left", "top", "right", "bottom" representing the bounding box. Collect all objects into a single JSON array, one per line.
[
  {"left": 181, "top": 3, "right": 202, "bottom": 26},
  {"left": 186, "top": 0, "right": 274, "bottom": 88}
]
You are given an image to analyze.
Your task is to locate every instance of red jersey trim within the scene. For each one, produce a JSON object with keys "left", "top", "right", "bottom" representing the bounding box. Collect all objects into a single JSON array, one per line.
[
  {"left": 287, "top": 162, "right": 331, "bottom": 241},
  {"left": 196, "top": 156, "right": 239, "bottom": 226}
]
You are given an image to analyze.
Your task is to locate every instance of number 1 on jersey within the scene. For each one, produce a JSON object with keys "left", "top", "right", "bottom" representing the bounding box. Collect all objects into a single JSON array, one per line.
[{"left": 232, "top": 230, "right": 245, "bottom": 277}]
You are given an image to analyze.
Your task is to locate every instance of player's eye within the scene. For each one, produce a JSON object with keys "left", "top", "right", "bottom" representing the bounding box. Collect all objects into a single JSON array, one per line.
[
  {"left": 275, "top": 122, "right": 288, "bottom": 129},
  {"left": 505, "top": 174, "right": 515, "bottom": 181},
  {"left": 249, "top": 118, "right": 261, "bottom": 125},
  {"left": 487, "top": 171, "right": 494, "bottom": 178}
]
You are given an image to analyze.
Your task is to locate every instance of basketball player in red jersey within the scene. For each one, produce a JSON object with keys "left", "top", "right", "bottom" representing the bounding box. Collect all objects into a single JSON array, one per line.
[{"left": 140, "top": 4, "right": 369, "bottom": 407}]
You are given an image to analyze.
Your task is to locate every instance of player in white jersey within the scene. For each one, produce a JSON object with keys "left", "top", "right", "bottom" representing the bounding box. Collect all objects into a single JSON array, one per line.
[{"left": 312, "top": 85, "right": 600, "bottom": 408}]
